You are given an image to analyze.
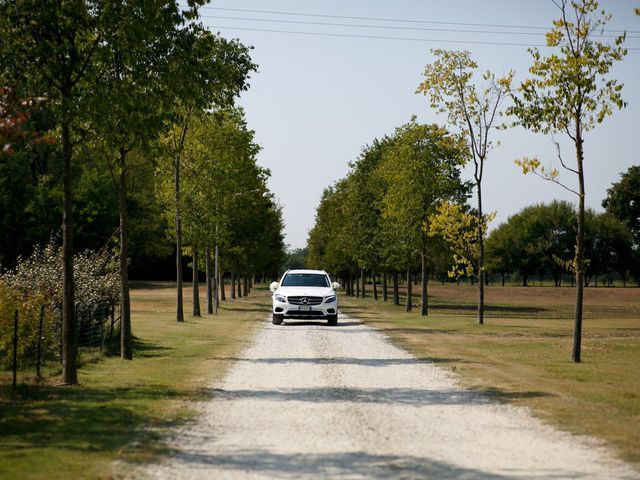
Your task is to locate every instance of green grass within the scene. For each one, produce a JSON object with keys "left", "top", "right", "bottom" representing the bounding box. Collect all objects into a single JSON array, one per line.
[
  {"left": 341, "top": 284, "right": 640, "bottom": 466},
  {"left": 0, "top": 283, "right": 269, "bottom": 480}
]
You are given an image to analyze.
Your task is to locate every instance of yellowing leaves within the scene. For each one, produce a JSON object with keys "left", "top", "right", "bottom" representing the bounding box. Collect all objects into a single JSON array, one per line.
[{"left": 427, "top": 202, "right": 495, "bottom": 279}]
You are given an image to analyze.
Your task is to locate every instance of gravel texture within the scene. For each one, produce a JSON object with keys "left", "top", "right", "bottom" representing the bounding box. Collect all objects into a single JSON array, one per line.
[{"left": 139, "top": 314, "right": 638, "bottom": 479}]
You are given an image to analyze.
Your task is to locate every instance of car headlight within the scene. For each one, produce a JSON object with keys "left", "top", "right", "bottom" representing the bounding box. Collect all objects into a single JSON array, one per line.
[
  {"left": 274, "top": 294, "right": 286, "bottom": 303},
  {"left": 324, "top": 295, "right": 336, "bottom": 303}
]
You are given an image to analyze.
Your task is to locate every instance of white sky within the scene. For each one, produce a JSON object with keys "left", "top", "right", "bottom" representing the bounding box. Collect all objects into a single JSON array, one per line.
[{"left": 199, "top": 0, "right": 639, "bottom": 250}]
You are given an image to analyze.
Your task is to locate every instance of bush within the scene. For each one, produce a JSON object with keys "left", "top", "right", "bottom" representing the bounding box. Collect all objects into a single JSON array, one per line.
[
  {"left": 0, "top": 280, "right": 57, "bottom": 369},
  {"left": 0, "top": 238, "right": 119, "bottom": 368},
  {"left": 2, "top": 237, "right": 119, "bottom": 309}
]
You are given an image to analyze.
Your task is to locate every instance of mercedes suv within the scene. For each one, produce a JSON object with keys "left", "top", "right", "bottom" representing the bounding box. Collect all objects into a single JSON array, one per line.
[{"left": 270, "top": 269, "right": 339, "bottom": 326}]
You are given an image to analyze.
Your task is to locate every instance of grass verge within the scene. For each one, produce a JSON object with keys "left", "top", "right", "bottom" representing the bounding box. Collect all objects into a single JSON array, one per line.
[
  {"left": 0, "top": 282, "right": 269, "bottom": 480},
  {"left": 341, "top": 284, "right": 640, "bottom": 466}
]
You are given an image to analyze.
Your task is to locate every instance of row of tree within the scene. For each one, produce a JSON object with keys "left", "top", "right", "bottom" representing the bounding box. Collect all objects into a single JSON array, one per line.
[
  {"left": 307, "top": 118, "right": 469, "bottom": 315},
  {"left": 1, "top": 1, "right": 285, "bottom": 384},
  {"left": 308, "top": 0, "right": 634, "bottom": 363}
]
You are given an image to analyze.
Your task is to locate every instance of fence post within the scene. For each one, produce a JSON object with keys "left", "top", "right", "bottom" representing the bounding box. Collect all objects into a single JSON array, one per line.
[
  {"left": 36, "top": 305, "right": 45, "bottom": 381},
  {"left": 12, "top": 310, "right": 18, "bottom": 393}
]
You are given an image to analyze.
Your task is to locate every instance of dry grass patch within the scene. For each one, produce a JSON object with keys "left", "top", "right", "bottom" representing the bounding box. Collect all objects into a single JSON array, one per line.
[{"left": 341, "top": 284, "right": 640, "bottom": 466}]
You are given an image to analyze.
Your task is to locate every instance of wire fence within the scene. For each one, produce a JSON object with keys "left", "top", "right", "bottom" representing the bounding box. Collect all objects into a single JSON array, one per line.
[{"left": 3, "top": 301, "right": 120, "bottom": 390}]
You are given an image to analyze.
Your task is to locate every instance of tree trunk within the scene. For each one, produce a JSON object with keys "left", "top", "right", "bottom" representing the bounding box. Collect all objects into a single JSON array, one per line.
[
  {"left": 572, "top": 123, "right": 585, "bottom": 363},
  {"left": 175, "top": 152, "right": 184, "bottom": 322},
  {"left": 61, "top": 119, "right": 77, "bottom": 384},
  {"left": 501, "top": 273, "right": 505, "bottom": 287},
  {"left": 237, "top": 274, "right": 242, "bottom": 298},
  {"left": 373, "top": 271, "right": 378, "bottom": 300},
  {"left": 220, "top": 272, "right": 226, "bottom": 301},
  {"left": 421, "top": 250, "right": 428, "bottom": 316},
  {"left": 192, "top": 246, "right": 201, "bottom": 317},
  {"left": 243, "top": 275, "right": 248, "bottom": 297},
  {"left": 382, "top": 271, "right": 388, "bottom": 302},
  {"left": 213, "top": 244, "right": 219, "bottom": 312},
  {"left": 231, "top": 271, "right": 236, "bottom": 299},
  {"left": 405, "top": 265, "right": 412, "bottom": 312},
  {"left": 361, "top": 267, "right": 366, "bottom": 298},
  {"left": 117, "top": 149, "right": 132, "bottom": 360},
  {"left": 477, "top": 179, "right": 485, "bottom": 325},
  {"left": 205, "top": 247, "right": 213, "bottom": 314},
  {"left": 392, "top": 271, "right": 399, "bottom": 305}
]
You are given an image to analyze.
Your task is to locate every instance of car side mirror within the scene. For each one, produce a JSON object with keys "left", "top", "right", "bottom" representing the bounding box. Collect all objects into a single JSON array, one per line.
[
  {"left": 331, "top": 282, "right": 341, "bottom": 291},
  {"left": 269, "top": 281, "right": 279, "bottom": 293}
]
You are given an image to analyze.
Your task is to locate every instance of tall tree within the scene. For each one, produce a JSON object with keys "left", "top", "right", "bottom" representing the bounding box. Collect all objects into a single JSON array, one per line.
[
  {"left": 603, "top": 165, "right": 640, "bottom": 286},
  {"left": 602, "top": 166, "right": 640, "bottom": 248},
  {"left": 1, "top": 0, "right": 107, "bottom": 384},
  {"left": 345, "top": 139, "right": 388, "bottom": 298},
  {"left": 307, "top": 181, "right": 355, "bottom": 280},
  {"left": 583, "top": 210, "right": 633, "bottom": 286},
  {"left": 163, "top": 26, "right": 255, "bottom": 322},
  {"left": 91, "top": 0, "right": 186, "bottom": 359},
  {"left": 417, "top": 49, "right": 512, "bottom": 325},
  {"left": 509, "top": 0, "right": 627, "bottom": 362},
  {"left": 378, "top": 119, "right": 467, "bottom": 315},
  {"left": 485, "top": 201, "right": 576, "bottom": 286}
]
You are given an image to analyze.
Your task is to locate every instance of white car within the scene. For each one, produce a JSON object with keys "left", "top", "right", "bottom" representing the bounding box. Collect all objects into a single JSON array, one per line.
[{"left": 270, "top": 269, "right": 340, "bottom": 326}]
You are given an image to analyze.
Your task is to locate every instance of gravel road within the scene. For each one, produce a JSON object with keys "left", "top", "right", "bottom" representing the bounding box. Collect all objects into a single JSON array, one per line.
[{"left": 140, "top": 314, "right": 637, "bottom": 479}]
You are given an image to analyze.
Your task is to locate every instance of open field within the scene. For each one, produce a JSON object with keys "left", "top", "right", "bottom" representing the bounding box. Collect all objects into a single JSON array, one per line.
[
  {"left": 0, "top": 282, "right": 269, "bottom": 480},
  {"left": 342, "top": 284, "right": 640, "bottom": 465}
]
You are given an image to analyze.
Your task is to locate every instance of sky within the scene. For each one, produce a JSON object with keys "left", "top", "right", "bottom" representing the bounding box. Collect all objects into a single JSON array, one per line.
[{"left": 195, "top": 1, "right": 639, "bottom": 250}]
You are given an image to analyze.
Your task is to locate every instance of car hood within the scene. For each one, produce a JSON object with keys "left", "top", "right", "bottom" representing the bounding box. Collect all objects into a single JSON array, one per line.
[{"left": 276, "top": 286, "right": 334, "bottom": 298}]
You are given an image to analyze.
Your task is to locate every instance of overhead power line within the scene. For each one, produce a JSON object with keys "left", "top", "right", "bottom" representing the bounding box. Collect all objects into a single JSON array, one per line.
[
  {"left": 199, "top": 14, "right": 639, "bottom": 39},
  {"left": 206, "top": 25, "right": 640, "bottom": 51},
  {"left": 202, "top": 6, "right": 640, "bottom": 35},
  {"left": 207, "top": 25, "right": 548, "bottom": 48}
]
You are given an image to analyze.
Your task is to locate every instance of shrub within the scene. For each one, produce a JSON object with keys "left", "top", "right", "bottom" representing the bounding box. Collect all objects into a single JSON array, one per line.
[
  {"left": 0, "top": 238, "right": 119, "bottom": 368},
  {"left": 0, "top": 279, "right": 57, "bottom": 369}
]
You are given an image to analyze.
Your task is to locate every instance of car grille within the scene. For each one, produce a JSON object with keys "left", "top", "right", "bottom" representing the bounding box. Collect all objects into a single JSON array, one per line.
[{"left": 287, "top": 296, "right": 323, "bottom": 306}]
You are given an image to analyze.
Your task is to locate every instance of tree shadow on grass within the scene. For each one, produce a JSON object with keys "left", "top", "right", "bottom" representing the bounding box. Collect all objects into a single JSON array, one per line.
[
  {"left": 129, "top": 280, "right": 174, "bottom": 290},
  {"left": 0, "top": 383, "right": 193, "bottom": 459},
  {"left": 103, "top": 335, "right": 171, "bottom": 359},
  {"left": 132, "top": 337, "right": 172, "bottom": 358},
  {"left": 430, "top": 303, "right": 549, "bottom": 314},
  {"left": 477, "top": 387, "right": 555, "bottom": 402}
]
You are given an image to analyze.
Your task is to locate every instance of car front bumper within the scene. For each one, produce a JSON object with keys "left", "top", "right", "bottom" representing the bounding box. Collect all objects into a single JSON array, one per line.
[{"left": 272, "top": 299, "right": 338, "bottom": 318}]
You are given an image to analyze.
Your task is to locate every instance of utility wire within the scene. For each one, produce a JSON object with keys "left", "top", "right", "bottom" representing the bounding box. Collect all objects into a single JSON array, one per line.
[
  {"left": 201, "top": 6, "right": 640, "bottom": 35},
  {"left": 207, "top": 25, "right": 548, "bottom": 48},
  {"left": 200, "top": 14, "right": 639, "bottom": 39},
  {"left": 206, "top": 25, "right": 640, "bottom": 51}
]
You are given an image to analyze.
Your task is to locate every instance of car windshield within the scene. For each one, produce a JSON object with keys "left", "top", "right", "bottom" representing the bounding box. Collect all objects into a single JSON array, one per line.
[{"left": 281, "top": 273, "right": 330, "bottom": 288}]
